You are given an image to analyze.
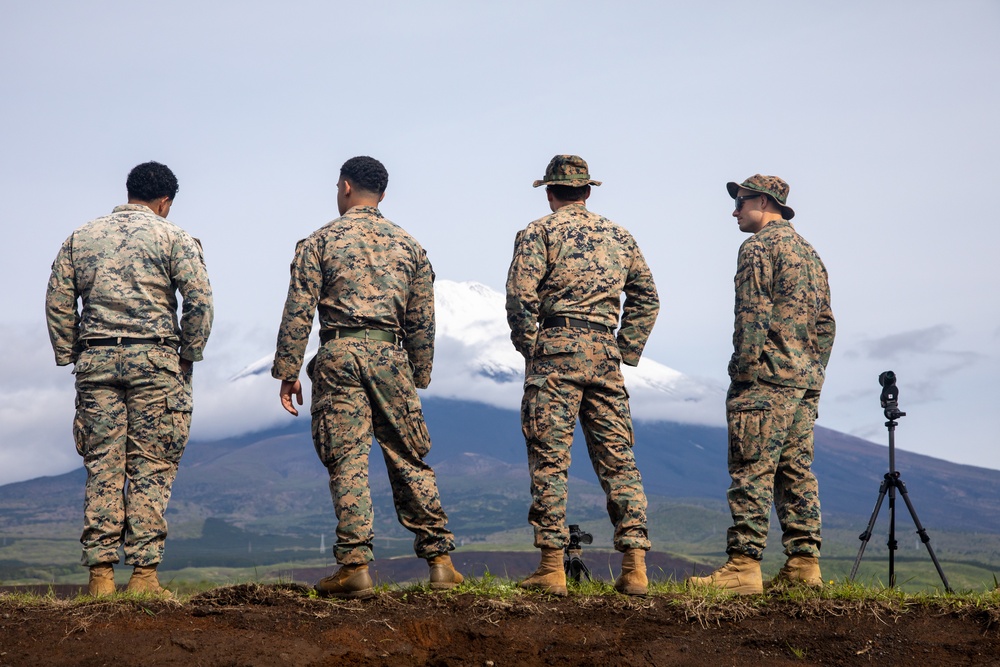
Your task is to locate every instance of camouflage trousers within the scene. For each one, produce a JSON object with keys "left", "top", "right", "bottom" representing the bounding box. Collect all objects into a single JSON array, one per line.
[
  {"left": 521, "top": 328, "right": 649, "bottom": 552},
  {"left": 726, "top": 379, "right": 822, "bottom": 560},
  {"left": 308, "top": 339, "right": 455, "bottom": 565},
  {"left": 72, "top": 345, "right": 192, "bottom": 567}
]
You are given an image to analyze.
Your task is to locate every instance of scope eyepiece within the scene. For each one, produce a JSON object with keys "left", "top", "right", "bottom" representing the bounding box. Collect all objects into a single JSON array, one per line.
[{"left": 879, "top": 370, "right": 897, "bottom": 387}]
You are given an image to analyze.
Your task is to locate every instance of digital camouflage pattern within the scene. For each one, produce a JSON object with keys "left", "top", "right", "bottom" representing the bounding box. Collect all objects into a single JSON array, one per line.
[
  {"left": 506, "top": 199, "right": 658, "bottom": 552},
  {"left": 726, "top": 174, "right": 795, "bottom": 220},
  {"left": 725, "top": 216, "right": 834, "bottom": 561},
  {"left": 532, "top": 154, "right": 603, "bottom": 188},
  {"left": 272, "top": 205, "right": 455, "bottom": 564},
  {"left": 520, "top": 328, "right": 650, "bottom": 551},
  {"left": 309, "top": 339, "right": 454, "bottom": 564},
  {"left": 726, "top": 174, "right": 792, "bottom": 206},
  {"left": 729, "top": 220, "right": 835, "bottom": 388},
  {"left": 46, "top": 204, "right": 213, "bottom": 365},
  {"left": 271, "top": 206, "right": 434, "bottom": 388},
  {"left": 505, "top": 202, "right": 659, "bottom": 365},
  {"left": 45, "top": 202, "right": 211, "bottom": 567},
  {"left": 72, "top": 346, "right": 192, "bottom": 566},
  {"left": 726, "top": 381, "right": 821, "bottom": 559}
]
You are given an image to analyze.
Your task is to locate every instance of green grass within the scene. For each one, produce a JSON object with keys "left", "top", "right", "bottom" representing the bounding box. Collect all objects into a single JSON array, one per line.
[{"left": 5, "top": 578, "right": 998, "bottom": 622}]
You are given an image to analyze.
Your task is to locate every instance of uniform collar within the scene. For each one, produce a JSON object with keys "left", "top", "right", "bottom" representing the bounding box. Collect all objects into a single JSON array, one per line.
[
  {"left": 112, "top": 203, "right": 154, "bottom": 214},
  {"left": 346, "top": 205, "right": 383, "bottom": 217}
]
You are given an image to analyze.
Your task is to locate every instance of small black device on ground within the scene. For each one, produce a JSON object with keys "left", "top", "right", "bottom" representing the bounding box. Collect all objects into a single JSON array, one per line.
[
  {"left": 848, "top": 371, "right": 952, "bottom": 592},
  {"left": 564, "top": 524, "right": 593, "bottom": 582}
]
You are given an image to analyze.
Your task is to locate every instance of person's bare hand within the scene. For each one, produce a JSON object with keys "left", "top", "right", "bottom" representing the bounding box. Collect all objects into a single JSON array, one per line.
[{"left": 280, "top": 379, "right": 303, "bottom": 416}]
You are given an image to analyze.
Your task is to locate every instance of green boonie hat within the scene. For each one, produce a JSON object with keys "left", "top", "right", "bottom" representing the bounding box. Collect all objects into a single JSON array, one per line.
[
  {"left": 533, "top": 155, "right": 602, "bottom": 188},
  {"left": 726, "top": 174, "right": 795, "bottom": 220}
]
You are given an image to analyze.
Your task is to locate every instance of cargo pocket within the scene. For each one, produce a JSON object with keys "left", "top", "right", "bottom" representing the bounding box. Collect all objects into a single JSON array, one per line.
[
  {"left": 161, "top": 391, "right": 192, "bottom": 462},
  {"left": 310, "top": 393, "right": 335, "bottom": 466},
  {"left": 404, "top": 396, "right": 432, "bottom": 458},
  {"left": 72, "top": 394, "right": 90, "bottom": 457},
  {"left": 535, "top": 338, "right": 582, "bottom": 358},
  {"left": 726, "top": 394, "right": 771, "bottom": 465},
  {"left": 147, "top": 348, "right": 181, "bottom": 375},
  {"left": 72, "top": 349, "right": 113, "bottom": 381},
  {"left": 521, "top": 375, "right": 549, "bottom": 442}
]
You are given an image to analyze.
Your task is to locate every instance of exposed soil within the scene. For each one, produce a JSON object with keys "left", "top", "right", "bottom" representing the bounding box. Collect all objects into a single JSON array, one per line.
[{"left": 2, "top": 582, "right": 999, "bottom": 667}]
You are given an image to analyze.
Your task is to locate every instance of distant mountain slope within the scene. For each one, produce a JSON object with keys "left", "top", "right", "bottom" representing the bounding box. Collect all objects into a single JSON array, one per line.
[{"left": 3, "top": 397, "right": 999, "bottom": 544}]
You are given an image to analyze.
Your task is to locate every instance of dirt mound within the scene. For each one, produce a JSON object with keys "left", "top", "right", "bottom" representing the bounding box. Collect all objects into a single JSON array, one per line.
[{"left": 1, "top": 584, "right": 998, "bottom": 666}]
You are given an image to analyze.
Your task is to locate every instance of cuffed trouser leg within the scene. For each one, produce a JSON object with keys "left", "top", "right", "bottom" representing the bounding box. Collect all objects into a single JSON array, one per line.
[
  {"left": 580, "top": 379, "right": 649, "bottom": 552},
  {"left": 775, "top": 389, "right": 821, "bottom": 557},
  {"left": 725, "top": 381, "right": 811, "bottom": 559}
]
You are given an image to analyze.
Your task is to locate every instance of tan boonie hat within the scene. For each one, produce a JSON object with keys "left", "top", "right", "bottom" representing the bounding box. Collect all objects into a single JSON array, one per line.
[
  {"left": 726, "top": 174, "right": 795, "bottom": 220},
  {"left": 533, "top": 155, "right": 602, "bottom": 188}
]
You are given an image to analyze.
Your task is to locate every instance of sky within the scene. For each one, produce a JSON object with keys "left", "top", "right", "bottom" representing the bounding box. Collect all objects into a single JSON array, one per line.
[{"left": 1, "top": 1, "right": 998, "bottom": 486}]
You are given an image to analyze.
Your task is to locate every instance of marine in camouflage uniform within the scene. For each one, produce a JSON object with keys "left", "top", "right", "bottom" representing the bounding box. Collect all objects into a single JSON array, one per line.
[
  {"left": 506, "top": 155, "right": 659, "bottom": 596},
  {"left": 688, "top": 174, "right": 835, "bottom": 595},
  {"left": 45, "top": 162, "right": 213, "bottom": 596},
  {"left": 272, "top": 156, "right": 461, "bottom": 599}
]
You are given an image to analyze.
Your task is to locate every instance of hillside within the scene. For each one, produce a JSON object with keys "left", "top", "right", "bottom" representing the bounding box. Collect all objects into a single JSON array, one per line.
[{"left": 2, "top": 396, "right": 1000, "bottom": 590}]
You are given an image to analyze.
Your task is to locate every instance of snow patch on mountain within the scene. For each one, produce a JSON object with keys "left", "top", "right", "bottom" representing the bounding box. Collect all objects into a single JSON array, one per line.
[{"left": 228, "top": 279, "right": 725, "bottom": 427}]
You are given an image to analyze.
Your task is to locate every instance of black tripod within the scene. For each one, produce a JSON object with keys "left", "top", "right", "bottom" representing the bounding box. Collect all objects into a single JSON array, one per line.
[
  {"left": 848, "top": 371, "right": 952, "bottom": 593},
  {"left": 564, "top": 524, "right": 593, "bottom": 582}
]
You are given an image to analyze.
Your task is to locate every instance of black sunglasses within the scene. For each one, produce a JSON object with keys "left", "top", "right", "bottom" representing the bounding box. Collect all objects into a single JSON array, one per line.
[{"left": 734, "top": 193, "right": 762, "bottom": 212}]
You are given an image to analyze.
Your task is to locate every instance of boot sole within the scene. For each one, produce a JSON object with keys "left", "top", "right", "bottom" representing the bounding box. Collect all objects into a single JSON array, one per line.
[
  {"left": 315, "top": 587, "right": 376, "bottom": 600},
  {"left": 615, "top": 585, "right": 649, "bottom": 596},
  {"left": 686, "top": 579, "right": 762, "bottom": 595},
  {"left": 429, "top": 582, "right": 460, "bottom": 591}
]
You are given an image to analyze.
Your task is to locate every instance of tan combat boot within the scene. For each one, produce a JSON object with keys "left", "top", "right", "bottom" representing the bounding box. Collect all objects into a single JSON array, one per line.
[
  {"left": 126, "top": 565, "right": 173, "bottom": 598},
  {"left": 314, "top": 564, "right": 375, "bottom": 599},
  {"left": 686, "top": 553, "right": 762, "bottom": 595},
  {"left": 614, "top": 548, "right": 649, "bottom": 596},
  {"left": 88, "top": 563, "right": 116, "bottom": 597},
  {"left": 519, "top": 548, "right": 567, "bottom": 597},
  {"left": 428, "top": 554, "right": 464, "bottom": 590},
  {"left": 767, "top": 554, "right": 823, "bottom": 589}
]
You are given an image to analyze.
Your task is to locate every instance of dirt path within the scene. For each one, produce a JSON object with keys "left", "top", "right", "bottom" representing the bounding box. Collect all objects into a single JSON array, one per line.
[{"left": 1, "top": 584, "right": 998, "bottom": 666}]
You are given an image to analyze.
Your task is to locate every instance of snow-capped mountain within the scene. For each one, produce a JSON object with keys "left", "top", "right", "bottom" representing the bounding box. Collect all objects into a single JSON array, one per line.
[{"left": 227, "top": 280, "right": 725, "bottom": 427}]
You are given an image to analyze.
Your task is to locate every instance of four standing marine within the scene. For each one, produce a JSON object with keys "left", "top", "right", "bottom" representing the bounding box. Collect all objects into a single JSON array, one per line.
[
  {"left": 505, "top": 155, "right": 659, "bottom": 597},
  {"left": 45, "top": 160, "right": 835, "bottom": 598},
  {"left": 271, "top": 156, "right": 463, "bottom": 599},
  {"left": 45, "top": 161, "right": 214, "bottom": 597},
  {"left": 687, "top": 174, "right": 835, "bottom": 595}
]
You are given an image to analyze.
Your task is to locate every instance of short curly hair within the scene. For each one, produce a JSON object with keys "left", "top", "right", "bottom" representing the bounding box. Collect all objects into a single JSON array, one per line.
[
  {"left": 126, "top": 162, "right": 179, "bottom": 201},
  {"left": 340, "top": 156, "right": 388, "bottom": 195}
]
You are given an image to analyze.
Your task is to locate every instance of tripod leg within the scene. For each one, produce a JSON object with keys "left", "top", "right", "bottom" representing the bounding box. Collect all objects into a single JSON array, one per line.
[
  {"left": 888, "top": 480, "right": 897, "bottom": 588},
  {"left": 895, "top": 477, "right": 954, "bottom": 593},
  {"left": 850, "top": 476, "right": 890, "bottom": 581}
]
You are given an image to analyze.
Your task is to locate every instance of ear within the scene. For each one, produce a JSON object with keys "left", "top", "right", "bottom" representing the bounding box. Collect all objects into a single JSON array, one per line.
[
  {"left": 378, "top": 191, "right": 386, "bottom": 203},
  {"left": 341, "top": 179, "right": 353, "bottom": 198},
  {"left": 153, "top": 197, "right": 172, "bottom": 217}
]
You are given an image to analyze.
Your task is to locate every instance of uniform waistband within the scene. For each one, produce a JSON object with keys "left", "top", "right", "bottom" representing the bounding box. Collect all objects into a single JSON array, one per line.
[
  {"left": 83, "top": 337, "right": 172, "bottom": 348},
  {"left": 320, "top": 328, "right": 401, "bottom": 345},
  {"left": 541, "top": 317, "right": 614, "bottom": 334}
]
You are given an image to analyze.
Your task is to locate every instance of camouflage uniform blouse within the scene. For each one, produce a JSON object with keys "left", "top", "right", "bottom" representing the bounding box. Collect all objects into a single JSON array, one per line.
[
  {"left": 45, "top": 203, "right": 214, "bottom": 366},
  {"left": 271, "top": 205, "right": 436, "bottom": 388},
  {"left": 729, "top": 220, "right": 835, "bottom": 389},
  {"left": 505, "top": 203, "right": 659, "bottom": 366}
]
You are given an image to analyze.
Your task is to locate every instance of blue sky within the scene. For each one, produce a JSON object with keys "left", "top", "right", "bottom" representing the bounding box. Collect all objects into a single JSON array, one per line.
[{"left": 1, "top": 1, "right": 998, "bottom": 485}]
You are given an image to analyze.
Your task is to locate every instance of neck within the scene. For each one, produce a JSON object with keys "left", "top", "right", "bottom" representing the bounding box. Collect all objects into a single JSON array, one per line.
[{"left": 128, "top": 197, "right": 170, "bottom": 217}]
